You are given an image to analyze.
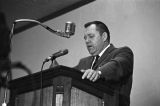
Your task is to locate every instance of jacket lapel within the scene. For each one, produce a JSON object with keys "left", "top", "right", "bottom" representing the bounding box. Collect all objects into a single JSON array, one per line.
[
  {"left": 75, "top": 56, "right": 94, "bottom": 70},
  {"left": 88, "top": 56, "right": 94, "bottom": 69},
  {"left": 93, "top": 44, "right": 115, "bottom": 69}
]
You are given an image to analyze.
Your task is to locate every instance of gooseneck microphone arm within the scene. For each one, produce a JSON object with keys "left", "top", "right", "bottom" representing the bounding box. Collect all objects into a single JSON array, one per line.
[{"left": 12, "top": 19, "right": 72, "bottom": 38}]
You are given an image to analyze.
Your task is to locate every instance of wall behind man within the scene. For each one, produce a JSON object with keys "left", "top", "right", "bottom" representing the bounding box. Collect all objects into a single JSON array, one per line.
[{"left": 9, "top": 0, "right": 160, "bottom": 106}]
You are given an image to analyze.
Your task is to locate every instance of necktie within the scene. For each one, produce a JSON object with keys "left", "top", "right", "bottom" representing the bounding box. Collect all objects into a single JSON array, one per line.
[{"left": 91, "top": 55, "right": 99, "bottom": 69}]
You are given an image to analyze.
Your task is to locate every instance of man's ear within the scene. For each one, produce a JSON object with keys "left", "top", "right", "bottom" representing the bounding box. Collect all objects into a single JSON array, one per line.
[{"left": 102, "top": 32, "right": 108, "bottom": 42}]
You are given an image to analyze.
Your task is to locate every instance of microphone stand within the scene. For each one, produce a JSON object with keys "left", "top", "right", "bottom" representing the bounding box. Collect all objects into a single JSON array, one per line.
[
  {"left": 1, "top": 24, "right": 14, "bottom": 106},
  {"left": 40, "top": 61, "right": 45, "bottom": 106},
  {"left": 6, "top": 19, "right": 72, "bottom": 106},
  {"left": 2, "top": 70, "right": 11, "bottom": 106}
]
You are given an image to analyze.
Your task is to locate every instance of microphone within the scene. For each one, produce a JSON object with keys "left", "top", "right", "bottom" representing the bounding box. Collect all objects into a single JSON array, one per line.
[
  {"left": 52, "top": 21, "right": 76, "bottom": 38},
  {"left": 44, "top": 49, "right": 68, "bottom": 62},
  {"left": 64, "top": 21, "right": 76, "bottom": 38},
  {"left": 13, "top": 19, "right": 75, "bottom": 38}
]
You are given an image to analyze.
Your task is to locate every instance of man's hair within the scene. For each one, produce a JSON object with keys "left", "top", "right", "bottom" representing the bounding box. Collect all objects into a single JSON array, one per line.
[{"left": 84, "top": 21, "right": 110, "bottom": 42}]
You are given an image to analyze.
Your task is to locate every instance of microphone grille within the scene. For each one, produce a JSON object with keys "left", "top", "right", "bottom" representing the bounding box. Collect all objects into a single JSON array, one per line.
[
  {"left": 65, "top": 21, "right": 75, "bottom": 36},
  {"left": 62, "top": 49, "right": 69, "bottom": 54}
]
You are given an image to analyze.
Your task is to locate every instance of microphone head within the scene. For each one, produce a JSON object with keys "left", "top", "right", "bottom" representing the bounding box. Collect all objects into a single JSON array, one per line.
[
  {"left": 57, "top": 49, "right": 68, "bottom": 57},
  {"left": 43, "top": 49, "right": 69, "bottom": 63},
  {"left": 65, "top": 21, "right": 76, "bottom": 37},
  {"left": 62, "top": 49, "right": 68, "bottom": 54},
  {"left": 52, "top": 49, "right": 68, "bottom": 60}
]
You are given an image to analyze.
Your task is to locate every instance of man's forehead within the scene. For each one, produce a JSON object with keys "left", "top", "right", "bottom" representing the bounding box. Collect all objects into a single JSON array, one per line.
[
  {"left": 86, "top": 24, "right": 96, "bottom": 30},
  {"left": 85, "top": 24, "right": 97, "bottom": 33}
]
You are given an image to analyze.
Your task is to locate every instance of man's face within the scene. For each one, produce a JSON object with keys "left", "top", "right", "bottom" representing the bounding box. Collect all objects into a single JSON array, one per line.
[{"left": 84, "top": 24, "right": 105, "bottom": 56}]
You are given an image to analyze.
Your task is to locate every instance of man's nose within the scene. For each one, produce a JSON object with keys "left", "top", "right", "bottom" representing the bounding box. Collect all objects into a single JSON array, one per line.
[{"left": 85, "top": 37, "right": 90, "bottom": 43}]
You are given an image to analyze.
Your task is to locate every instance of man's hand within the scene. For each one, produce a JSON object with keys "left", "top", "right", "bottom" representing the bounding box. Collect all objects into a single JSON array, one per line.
[{"left": 80, "top": 69, "right": 101, "bottom": 82}]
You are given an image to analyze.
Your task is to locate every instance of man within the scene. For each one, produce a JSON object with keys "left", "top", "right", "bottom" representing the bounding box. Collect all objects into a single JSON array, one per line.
[{"left": 75, "top": 21, "right": 134, "bottom": 106}]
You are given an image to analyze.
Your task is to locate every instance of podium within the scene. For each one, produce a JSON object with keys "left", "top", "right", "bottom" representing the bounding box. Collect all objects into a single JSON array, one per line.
[{"left": 9, "top": 65, "right": 119, "bottom": 106}]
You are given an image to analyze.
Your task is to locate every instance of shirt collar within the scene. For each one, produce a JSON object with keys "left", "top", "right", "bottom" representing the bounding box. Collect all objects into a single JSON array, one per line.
[{"left": 99, "top": 44, "right": 110, "bottom": 57}]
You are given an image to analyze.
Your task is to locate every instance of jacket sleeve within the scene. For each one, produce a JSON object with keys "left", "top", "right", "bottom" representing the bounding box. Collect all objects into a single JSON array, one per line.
[{"left": 99, "top": 47, "right": 134, "bottom": 83}]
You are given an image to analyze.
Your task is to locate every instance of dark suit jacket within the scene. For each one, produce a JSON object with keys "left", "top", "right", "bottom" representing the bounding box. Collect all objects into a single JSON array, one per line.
[{"left": 75, "top": 44, "right": 134, "bottom": 106}]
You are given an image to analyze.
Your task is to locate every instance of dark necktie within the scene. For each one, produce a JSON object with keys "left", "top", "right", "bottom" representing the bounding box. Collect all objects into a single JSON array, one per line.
[{"left": 91, "top": 55, "right": 99, "bottom": 69}]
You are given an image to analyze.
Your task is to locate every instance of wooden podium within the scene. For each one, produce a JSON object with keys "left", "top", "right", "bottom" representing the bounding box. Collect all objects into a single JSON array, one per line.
[{"left": 9, "top": 65, "right": 118, "bottom": 106}]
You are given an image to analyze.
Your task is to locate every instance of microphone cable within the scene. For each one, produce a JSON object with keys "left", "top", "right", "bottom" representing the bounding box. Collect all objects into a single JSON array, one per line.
[{"left": 39, "top": 61, "right": 46, "bottom": 106}]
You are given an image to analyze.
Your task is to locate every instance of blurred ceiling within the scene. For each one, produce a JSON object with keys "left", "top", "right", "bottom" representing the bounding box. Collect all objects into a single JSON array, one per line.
[{"left": 0, "top": 0, "right": 94, "bottom": 33}]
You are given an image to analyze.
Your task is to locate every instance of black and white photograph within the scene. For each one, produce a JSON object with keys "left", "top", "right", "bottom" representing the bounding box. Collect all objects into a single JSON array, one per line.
[{"left": 0, "top": 0, "right": 160, "bottom": 106}]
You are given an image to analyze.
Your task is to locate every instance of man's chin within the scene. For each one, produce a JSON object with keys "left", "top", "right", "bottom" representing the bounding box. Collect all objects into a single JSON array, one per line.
[
  {"left": 87, "top": 48, "right": 96, "bottom": 55},
  {"left": 88, "top": 51, "right": 96, "bottom": 56}
]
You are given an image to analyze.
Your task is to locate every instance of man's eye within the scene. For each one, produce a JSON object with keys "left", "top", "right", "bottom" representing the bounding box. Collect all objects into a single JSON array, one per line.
[
  {"left": 84, "top": 36, "right": 87, "bottom": 40},
  {"left": 89, "top": 35, "right": 94, "bottom": 38},
  {"left": 84, "top": 34, "right": 94, "bottom": 40}
]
